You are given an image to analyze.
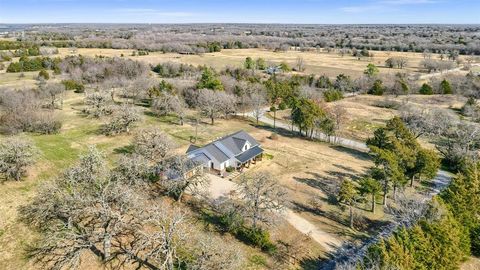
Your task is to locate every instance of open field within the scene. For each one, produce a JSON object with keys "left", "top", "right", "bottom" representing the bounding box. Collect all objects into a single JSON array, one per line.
[
  {"left": 55, "top": 48, "right": 456, "bottom": 78},
  {"left": 0, "top": 89, "right": 379, "bottom": 269},
  {"left": 0, "top": 46, "right": 474, "bottom": 269},
  {"left": 267, "top": 94, "right": 466, "bottom": 142},
  {"left": 0, "top": 70, "right": 42, "bottom": 88},
  {"left": 239, "top": 132, "right": 376, "bottom": 241}
]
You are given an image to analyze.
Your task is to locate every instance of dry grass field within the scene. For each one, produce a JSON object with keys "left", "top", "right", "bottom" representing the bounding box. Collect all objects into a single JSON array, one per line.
[
  {"left": 0, "top": 46, "right": 472, "bottom": 269},
  {"left": 56, "top": 48, "right": 450, "bottom": 78},
  {"left": 0, "top": 88, "right": 376, "bottom": 269},
  {"left": 242, "top": 132, "right": 375, "bottom": 239},
  {"left": 267, "top": 94, "right": 466, "bottom": 142}
]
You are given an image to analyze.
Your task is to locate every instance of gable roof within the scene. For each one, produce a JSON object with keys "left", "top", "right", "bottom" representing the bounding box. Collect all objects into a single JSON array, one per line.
[
  {"left": 236, "top": 146, "right": 264, "bottom": 163},
  {"left": 219, "top": 130, "right": 259, "bottom": 153},
  {"left": 186, "top": 130, "right": 260, "bottom": 164},
  {"left": 203, "top": 143, "right": 230, "bottom": 163},
  {"left": 186, "top": 144, "right": 200, "bottom": 153}
]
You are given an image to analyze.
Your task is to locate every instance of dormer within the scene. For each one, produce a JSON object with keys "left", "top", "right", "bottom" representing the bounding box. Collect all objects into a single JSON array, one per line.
[{"left": 242, "top": 141, "right": 251, "bottom": 152}]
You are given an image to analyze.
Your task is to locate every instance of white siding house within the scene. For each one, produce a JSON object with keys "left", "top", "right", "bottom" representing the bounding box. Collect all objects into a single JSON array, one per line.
[{"left": 186, "top": 130, "right": 264, "bottom": 173}]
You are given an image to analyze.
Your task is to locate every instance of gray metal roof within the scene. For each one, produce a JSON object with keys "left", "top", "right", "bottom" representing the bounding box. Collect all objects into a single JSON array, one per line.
[
  {"left": 191, "top": 153, "right": 210, "bottom": 165},
  {"left": 186, "top": 130, "right": 260, "bottom": 164},
  {"left": 236, "top": 146, "right": 264, "bottom": 163},
  {"left": 217, "top": 130, "right": 259, "bottom": 155},
  {"left": 186, "top": 145, "right": 200, "bottom": 153},
  {"left": 203, "top": 144, "right": 229, "bottom": 163}
]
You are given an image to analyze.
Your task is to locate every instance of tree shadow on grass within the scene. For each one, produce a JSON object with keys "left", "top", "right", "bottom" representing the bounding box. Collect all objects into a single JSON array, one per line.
[
  {"left": 250, "top": 122, "right": 301, "bottom": 139},
  {"left": 113, "top": 144, "right": 134, "bottom": 155},
  {"left": 299, "top": 256, "right": 327, "bottom": 270},
  {"left": 289, "top": 201, "right": 349, "bottom": 232},
  {"left": 294, "top": 171, "right": 360, "bottom": 204},
  {"left": 329, "top": 145, "right": 371, "bottom": 161}
]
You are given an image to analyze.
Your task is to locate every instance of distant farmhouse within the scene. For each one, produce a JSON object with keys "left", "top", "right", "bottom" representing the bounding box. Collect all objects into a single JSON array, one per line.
[
  {"left": 186, "top": 131, "right": 264, "bottom": 174},
  {"left": 266, "top": 65, "right": 283, "bottom": 75}
]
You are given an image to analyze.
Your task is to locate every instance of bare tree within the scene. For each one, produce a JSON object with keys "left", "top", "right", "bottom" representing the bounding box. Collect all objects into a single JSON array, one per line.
[
  {"left": 237, "top": 172, "right": 287, "bottom": 228},
  {"left": 327, "top": 104, "right": 347, "bottom": 140},
  {"left": 251, "top": 92, "right": 267, "bottom": 125},
  {"left": 158, "top": 155, "right": 210, "bottom": 202},
  {"left": 218, "top": 91, "right": 237, "bottom": 119},
  {"left": 40, "top": 83, "right": 65, "bottom": 109},
  {"left": 188, "top": 234, "right": 244, "bottom": 270},
  {"left": 112, "top": 154, "right": 152, "bottom": 186},
  {"left": 19, "top": 147, "right": 235, "bottom": 270},
  {"left": 0, "top": 137, "right": 37, "bottom": 181},
  {"left": 101, "top": 77, "right": 129, "bottom": 102},
  {"left": 124, "top": 77, "right": 157, "bottom": 103},
  {"left": 152, "top": 93, "right": 187, "bottom": 125},
  {"left": 84, "top": 91, "right": 112, "bottom": 118},
  {"left": 133, "top": 127, "right": 175, "bottom": 162},
  {"left": 295, "top": 57, "right": 306, "bottom": 72},
  {"left": 400, "top": 105, "right": 455, "bottom": 138},
  {"left": 385, "top": 193, "right": 429, "bottom": 227},
  {"left": 102, "top": 104, "right": 141, "bottom": 135},
  {"left": 0, "top": 88, "right": 61, "bottom": 134},
  {"left": 196, "top": 89, "right": 225, "bottom": 125}
]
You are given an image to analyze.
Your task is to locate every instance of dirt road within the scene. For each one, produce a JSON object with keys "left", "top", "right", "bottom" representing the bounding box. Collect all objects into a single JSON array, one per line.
[{"left": 205, "top": 173, "right": 342, "bottom": 252}]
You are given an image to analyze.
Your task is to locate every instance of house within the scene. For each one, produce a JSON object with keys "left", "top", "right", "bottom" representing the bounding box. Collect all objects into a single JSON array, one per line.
[
  {"left": 266, "top": 66, "right": 283, "bottom": 75},
  {"left": 186, "top": 130, "right": 264, "bottom": 173}
]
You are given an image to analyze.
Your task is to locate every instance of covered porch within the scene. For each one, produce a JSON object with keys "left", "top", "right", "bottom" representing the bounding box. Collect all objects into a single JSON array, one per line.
[{"left": 235, "top": 146, "right": 264, "bottom": 171}]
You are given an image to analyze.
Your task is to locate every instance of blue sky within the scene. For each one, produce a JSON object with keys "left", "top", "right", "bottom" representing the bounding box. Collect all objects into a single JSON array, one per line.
[{"left": 0, "top": 0, "right": 478, "bottom": 24}]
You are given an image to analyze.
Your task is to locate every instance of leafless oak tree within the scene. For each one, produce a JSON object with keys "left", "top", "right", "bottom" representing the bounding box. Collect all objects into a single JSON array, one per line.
[
  {"left": 0, "top": 137, "right": 37, "bottom": 181},
  {"left": 158, "top": 155, "right": 210, "bottom": 202},
  {"left": 133, "top": 127, "right": 175, "bottom": 162},
  {"left": 102, "top": 104, "right": 141, "bottom": 135},
  {"left": 237, "top": 172, "right": 287, "bottom": 228}
]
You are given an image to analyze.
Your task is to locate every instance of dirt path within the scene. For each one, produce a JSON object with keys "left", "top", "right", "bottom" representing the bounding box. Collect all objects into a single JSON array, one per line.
[
  {"left": 284, "top": 209, "right": 341, "bottom": 252},
  {"left": 205, "top": 174, "right": 342, "bottom": 252}
]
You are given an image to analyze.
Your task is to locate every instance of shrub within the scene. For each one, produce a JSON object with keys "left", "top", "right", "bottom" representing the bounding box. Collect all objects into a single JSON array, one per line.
[
  {"left": 62, "top": 79, "right": 85, "bottom": 92},
  {"left": 279, "top": 62, "right": 291, "bottom": 72},
  {"left": 278, "top": 102, "right": 287, "bottom": 110},
  {"left": 238, "top": 227, "right": 277, "bottom": 252},
  {"left": 225, "top": 166, "right": 235, "bottom": 173},
  {"left": 38, "top": 69, "right": 50, "bottom": 80},
  {"left": 419, "top": 83, "right": 434, "bottom": 95},
  {"left": 368, "top": 79, "right": 385, "bottom": 96},
  {"left": 29, "top": 118, "right": 62, "bottom": 134},
  {"left": 270, "top": 133, "right": 279, "bottom": 140},
  {"left": 373, "top": 98, "right": 401, "bottom": 109},
  {"left": 6, "top": 56, "right": 57, "bottom": 73},
  {"left": 323, "top": 89, "right": 344, "bottom": 102},
  {"left": 0, "top": 53, "right": 12, "bottom": 61}
]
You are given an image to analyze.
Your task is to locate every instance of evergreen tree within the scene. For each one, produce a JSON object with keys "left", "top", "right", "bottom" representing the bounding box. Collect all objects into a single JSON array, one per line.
[
  {"left": 368, "top": 79, "right": 385, "bottom": 95},
  {"left": 364, "top": 63, "right": 379, "bottom": 77},
  {"left": 359, "top": 177, "right": 382, "bottom": 213},
  {"left": 419, "top": 83, "right": 433, "bottom": 95},
  {"left": 196, "top": 67, "right": 224, "bottom": 91},
  {"left": 440, "top": 79, "right": 452, "bottom": 94},
  {"left": 337, "top": 179, "right": 357, "bottom": 228}
]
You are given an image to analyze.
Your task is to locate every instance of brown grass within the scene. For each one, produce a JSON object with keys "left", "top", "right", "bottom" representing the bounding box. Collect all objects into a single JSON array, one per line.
[{"left": 56, "top": 48, "right": 454, "bottom": 78}]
